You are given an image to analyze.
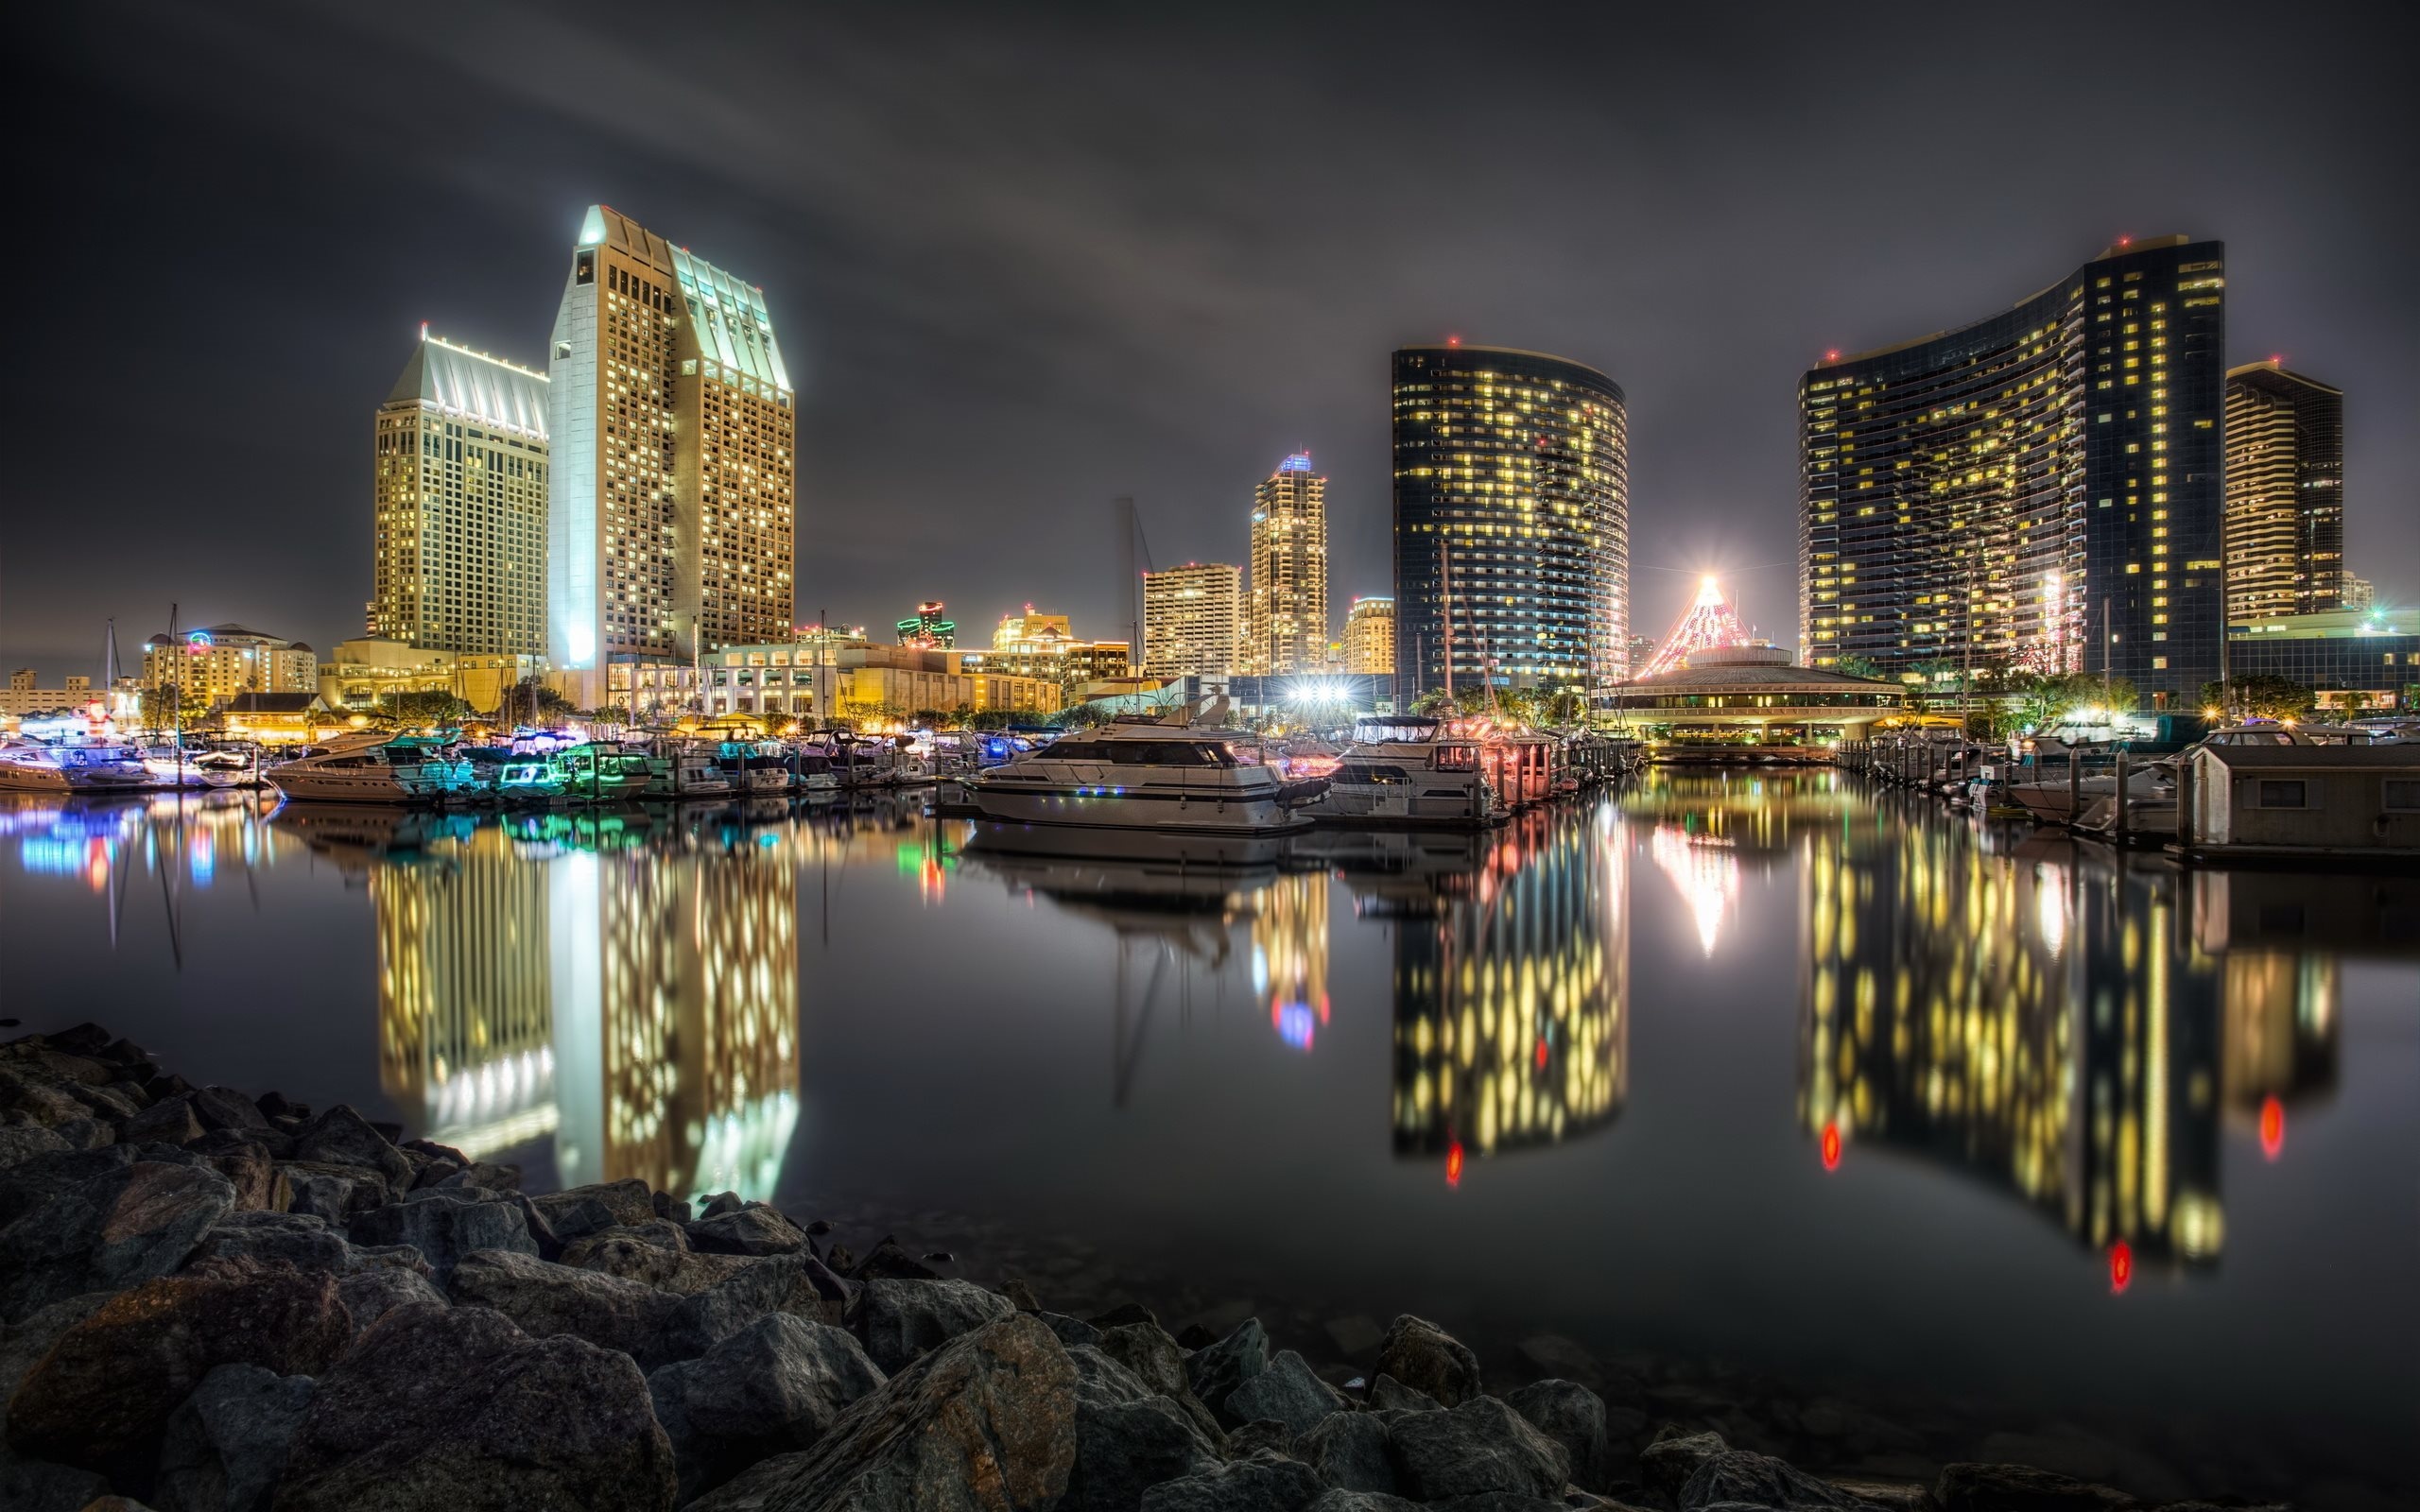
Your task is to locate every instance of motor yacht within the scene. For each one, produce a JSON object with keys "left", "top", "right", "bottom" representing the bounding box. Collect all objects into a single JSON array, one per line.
[
  {"left": 265, "top": 734, "right": 475, "bottom": 804},
  {"left": 555, "top": 743, "right": 656, "bottom": 801},
  {"left": 970, "top": 716, "right": 1317, "bottom": 835},
  {"left": 645, "top": 744, "right": 735, "bottom": 799},
  {"left": 1300, "top": 716, "right": 1502, "bottom": 829}
]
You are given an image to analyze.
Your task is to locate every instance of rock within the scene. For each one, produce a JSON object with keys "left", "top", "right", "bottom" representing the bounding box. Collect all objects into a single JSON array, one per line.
[
  {"left": 1098, "top": 1320, "right": 1220, "bottom": 1438},
  {"left": 688, "top": 1313, "right": 1076, "bottom": 1512},
  {"left": 1515, "top": 1332, "right": 1602, "bottom": 1387},
  {"left": 1643, "top": 1431, "right": 1731, "bottom": 1500},
  {"left": 277, "top": 1167, "right": 376, "bottom": 1223},
  {"left": 8, "top": 1257, "right": 349, "bottom": 1470},
  {"left": 1935, "top": 1464, "right": 2139, "bottom": 1512},
  {"left": 1372, "top": 1314, "right": 1481, "bottom": 1408},
  {"left": 1089, "top": 1302, "right": 1158, "bottom": 1329},
  {"left": 1505, "top": 1378, "right": 1609, "bottom": 1490},
  {"left": 200, "top": 1143, "right": 285, "bottom": 1214},
  {"left": 1174, "top": 1323, "right": 1219, "bottom": 1349},
  {"left": 253, "top": 1091, "right": 300, "bottom": 1121},
  {"left": 0, "top": 1292, "right": 113, "bottom": 1447},
  {"left": 1139, "top": 1452, "right": 1327, "bottom": 1512},
  {"left": 653, "top": 1251, "right": 852, "bottom": 1364},
  {"left": 120, "top": 1095, "right": 207, "bottom": 1147},
  {"left": 1298, "top": 1410, "right": 1398, "bottom": 1496},
  {"left": 0, "top": 1155, "right": 235, "bottom": 1322},
  {"left": 648, "top": 1314, "right": 888, "bottom": 1503},
  {"left": 1830, "top": 1479, "right": 1939, "bottom": 1512},
  {"left": 0, "top": 1125, "right": 70, "bottom": 1171},
  {"left": 1227, "top": 1420, "right": 1293, "bottom": 1457},
  {"left": 1184, "top": 1318, "right": 1269, "bottom": 1416},
  {"left": 851, "top": 1234, "right": 942, "bottom": 1279},
  {"left": 1421, "top": 1495, "right": 1570, "bottom": 1511},
  {"left": 1063, "top": 1344, "right": 1223, "bottom": 1512},
  {"left": 1364, "top": 1374, "right": 1442, "bottom": 1413},
  {"left": 1323, "top": 1314, "right": 1386, "bottom": 1358},
  {"left": 429, "top": 1160, "right": 519, "bottom": 1194},
  {"left": 346, "top": 1188, "right": 534, "bottom": 1282},
  {"left": 1303, "top": 1493, "right": 1421, "bottom": 1512},
  {"left": 447, "top": 1247, "right": 680, "bottom": 1364},
  {"left": 188, "top": 1088, "right": 269, "bottom": 1135},
  {"left": 687, "top": 1205, "right": 810, "bottom": 1257},
  {"left": 699, "top": 1190, "right": 743, "bottom": 1217},
  {"left": 1223, "top": 1349, "right": 1344, "bottom": 1435},
  {"left": 0, "top": 1068, "right": 85, "bottom": 1126},
  {"left": 562, "top": 1220, "right": 690, "bottom": 1287},
  {"left": 334, "top": 1268, "right": 446, "bottom": 1332},
  {"left": 153, "top": 1362, "right": 314, "bottom": 1512},
  {"left": 190, "top": 1211, "right": 368, "bottom": 1275},
  {"left": 1002, "top": 1278, "right": 1043, "bottom": 1312},
  {"left": 51, "top": 1116, "right": 112, "bottom": 1151},
  {"left": 1041, "top": 1312, "right": 1104, "bottom": 1349},
  {"left": 287, "top": 1108, "right": 408, "bottom": 1190},
  {"left": 1387, "top": 1395, "right": 1570, "bottom": 1503},
  {"left": 853, "top": 1277, "right": 1015, "bottom": 1374},
  {"left": 648, "top": 1187, "right": 691, "bottom": 1223},
  {"left": 1684, "top": 1449, "right": 1873, "bottom": 1510},
  {"left": 276, "top": 1303, "right": 673, "bottom": 1512},
  {"left": 0, "top": 1445, "right": 112, "bottom": 1512},
  {"left": 529, "top": 1178, "right": 657, "bottom": 1243}
]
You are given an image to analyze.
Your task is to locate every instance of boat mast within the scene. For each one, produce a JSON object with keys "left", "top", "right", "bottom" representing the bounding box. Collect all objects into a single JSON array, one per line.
[{"left": 1442, "top": 541, "right": 1455, "bottom": 710}]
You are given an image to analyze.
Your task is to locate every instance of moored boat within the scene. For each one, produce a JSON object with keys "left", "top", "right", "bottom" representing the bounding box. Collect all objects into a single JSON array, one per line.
[
  {"left": 970, "top": 715, "right": 1313, "bottom": 835},
  {"left": 266, "top": 734, "right": 475, "bottom": 805},
  {"left": 1302, "top": 716, "right": 1502, "bottom": 829}
]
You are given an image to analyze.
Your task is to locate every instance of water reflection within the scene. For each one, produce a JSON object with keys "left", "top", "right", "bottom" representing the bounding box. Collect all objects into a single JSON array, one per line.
[{"left": 1795, "top": 801, "right": 2345, "bottom": 1279}]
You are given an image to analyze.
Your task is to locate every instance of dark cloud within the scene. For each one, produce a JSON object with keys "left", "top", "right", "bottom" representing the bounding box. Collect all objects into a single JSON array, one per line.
[{"left": 4, "top": 0, "right": 2412, "bottom": 673}]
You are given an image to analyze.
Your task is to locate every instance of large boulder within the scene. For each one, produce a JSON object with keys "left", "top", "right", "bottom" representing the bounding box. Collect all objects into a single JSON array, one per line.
[
  {"left": 119, "top": 1096, "right": 207, "bottom": 1148},
  {"left": 562, "top": 1221, "right": 691, "bottom": 1288},
  {"left": 1505, "top": 1378, "right": 1609, "bottom": 1490},
  {"left": 346, "top": 1188, "right": 534, "bottom": 1282},
  {"left": 1183, "top": 1318, "right": 1268, "bottom": 1417},
  {"left": 689, "top": 1313, "right": 1077, "bottom": 1512},
  {"left": 1385, "top": 1395, "right": 1570, "bottom": 1503},
  {"left": 528, "top": 1178, "right": 658, "bottom": 1244},
  {"left": 0, "top": 1153, "right": 234, "bottom": 1321},
  {"left": 1683, "top": 1448, "right": 1875, "bottom": 1510},
  {"left": 0, "top": 1125, "right": 71, "bottom": 1172},
  {"left": 1222, "top": 1348, "right": 1344, "bottom": 1435},
  {"left": 188, "top": 1088, "right": 270, "bottom": 1136},
  {"left": 287, "top": 1108, "right": 408, "bottom": 1190},
  {"left": 152, "top": 1362, "right": 314, "bottom": 1512},
  {"left": 653, "top": 1251, "right": 853, "bottom": 1364},
  {"left": 1642, "top": 1431, "right": 1731, "bottom": 1500},
  {"left": 1097, "top": 1320, "right": 1219, "bottom": 1439},
  {"left": 1063, "top": 1345, "right": 1222, "bottom": 1512},
  {"left": 189, "top": 1211, "right": 420, "bottom": 1277},
  {"left": 200, "top": 1143, "right": 285, "bottom": 1215},
  {"left": 648, "top": 1314, "right": 887, "bottom": 1503},
  {"left": 333, "top": 1269, "right": 445, "bottom": 1333},
  {"left": 6, "top": 1257, "right": 349, "bottom": 1471},
  {"left": 853, "top": 1277, "right": 1014, "bottom": 1374},
  {"left": 1934, "top": 1464, "right": 2139, "bottom": 1512},
  {"left": 276, "top": 1167, "right": 381, "bottom": 1224},
  {"left": 1364, "top": 1375, "right": 1443, "bottom": 1414},
  {"left": 1371, "top": 1315, "right": 1480, "bottom": 1408},
  {"left": 1138, "top": 1452, "right": 1327, "bottom": 1512},
  {"left": 447, "top": 1247, "right": 679, "bottom": 1364},
  {"left": 686, "top": 1206, "right": 810, "bottom": 1257},
  {"left": 1297, "top": 1410, "right": 1398, "bottom": 1497},
  {"left": 274, "top": 1303, "right": 674, "bottom": 1512}
]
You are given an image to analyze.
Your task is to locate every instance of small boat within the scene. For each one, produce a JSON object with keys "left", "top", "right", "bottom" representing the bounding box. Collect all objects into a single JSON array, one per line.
[
  {"left": 0, "top": 739, "right": 74, "bottom": 793},
  {"left": 1302, "top": 716, "right": 1503, "bottom": 829},
  {"left": 645, "top": 744, "right": 735, "bottom": 799},
  {"left": 555, "top": 743, "right": 655, "bottom": 802},
  {"left": 192, "top": 749, "right": 262, "bottom": 788},
  {"left": 493, "top": 755, "right": 572, "bottom": 806},
  {"left": 970, "top": 714, "right": 1312, "bottom": 835}
]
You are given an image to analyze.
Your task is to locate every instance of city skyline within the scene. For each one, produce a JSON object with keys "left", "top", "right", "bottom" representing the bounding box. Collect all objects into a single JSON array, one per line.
[{"left": 5, "top": 3, "right": 2417, "bottom": 681}]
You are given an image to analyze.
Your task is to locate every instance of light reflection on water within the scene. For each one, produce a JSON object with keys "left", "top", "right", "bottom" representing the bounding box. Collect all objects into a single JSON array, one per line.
[{"left": 1, "top": 777, "right": 2412, "bottom": 1468}]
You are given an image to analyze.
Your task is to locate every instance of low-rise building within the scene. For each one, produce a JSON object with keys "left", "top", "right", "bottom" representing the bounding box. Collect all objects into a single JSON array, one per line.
[
  {"left": 637, "top": 640, "right": 1066, "bottom": 724},
  {"left": 142, "top": 625, "right": 318, "bottom": 709},
  {"left": 218, "top": 692, "right": 344, "bottom": 745},
  {"left": 319, "top": 639, "right": 545, "bottom": 716},
  {"left": 2227, "top": 607, "right": 2420, "bottom": 712},
  {"left": 2, "top": 671, "right": 129, "bottom": 720},
  {"left": 959, "top": 608, "right": 1131, "bottom": 696},
  {"left": 1611, "top": 644, "right": 1903, "bottom": 741}
]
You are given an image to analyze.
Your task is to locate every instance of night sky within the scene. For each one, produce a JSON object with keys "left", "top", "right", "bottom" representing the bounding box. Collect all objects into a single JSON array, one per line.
[{"left": 6, "top": 1, "right": 2414, "bottom": 679}]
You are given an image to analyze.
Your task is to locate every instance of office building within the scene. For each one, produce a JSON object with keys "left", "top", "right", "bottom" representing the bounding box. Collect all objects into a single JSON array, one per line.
[
  {"left": 960, "top": 609, "right": 1131, "bottom": 696},
  {"left": 1246, "top": 453, "right": 1329, "bottom": 676},
  {"left": 1143, "top": 562, "right": 1242, "bottom": 678},
  {"left": 142, "top": 625, "right": 317, "bottom": 709},
  {"left": 895, "top": 601, "right": 956, "bottom": 648},
  {"left": 2227, "top": 606, "right": 2420, "bottom": 712},
  {"left": 1343, "top": 595, "right": 1395, "bottom": 676},
  {"left": 548, "top": 205, "right": 797, "bottom": 707},
  {"left": 2, "top": 673, "right": 113, "bottom": 719},
  {"left": 2224, "top": 361, "right": 2344, "bottom": 621},
  {"left": 372, "top": 333, "right": 550, "bottom": 656},
  {"left": 2342, "top": 576, "right": 2376, "bottom": 611},
  {"left": 1800, "top": 236, "right": 2227, "bottom": 706},
  {"left": 1392, "top": 345, "right": 1629, "bottom": 708}
]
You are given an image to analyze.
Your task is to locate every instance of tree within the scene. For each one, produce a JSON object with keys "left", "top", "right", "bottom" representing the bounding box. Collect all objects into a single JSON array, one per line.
[
  {"left": 1835, "top": 655, "right": 1886, "bottom": 681},
  {"left": 2201, "top": 674, "right": 2313, "bottom": 722},
  {"left": 383, "top": 690, "right": 471, "bottom": 726},
  {"left": 506, "top": 677, "right": 574, "bottom": 724}
]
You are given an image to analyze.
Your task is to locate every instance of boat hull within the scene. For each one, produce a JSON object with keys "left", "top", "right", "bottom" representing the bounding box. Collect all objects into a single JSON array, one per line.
[{"left": 968, "top": 784, "right": 1306, "bottom": 835}]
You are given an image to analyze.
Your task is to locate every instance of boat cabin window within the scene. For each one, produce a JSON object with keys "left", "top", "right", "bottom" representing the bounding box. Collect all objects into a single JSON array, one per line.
[
  {"left": 2383, "top": 780, "right": 2420, "bottom": 811},
  {"left": 2252, "top": 780, "right": 2309, "bottom": 809},
  {"left": 1340, "top": 763, "right": 1411, "bottom": 784},
  {"left": 1433, "top": 743, "right": 1479, "bottom": 771}
]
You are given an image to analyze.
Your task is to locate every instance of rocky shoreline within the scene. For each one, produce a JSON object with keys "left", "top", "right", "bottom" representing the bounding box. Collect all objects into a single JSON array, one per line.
[{"left": 0, "top": 1023, "right": 2332, "bottom": 1511}]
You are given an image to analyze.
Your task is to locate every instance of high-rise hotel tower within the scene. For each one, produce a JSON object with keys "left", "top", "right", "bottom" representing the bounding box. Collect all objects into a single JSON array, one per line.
[
  {"left": 547, "top": 206, "right": 796, "bottom": 707},
  {"left": 372, "top": 334, "right": 549, "bottom": 655},
  {"left": 1799, "top": 237, "right": 2227, "bottom": 704},
  {"left": 2223, "top": 361, "right": 2344, "bottom": 621},
  {"left": 1391, "top": 346, "right": 1628, "bottom": 708},
  {"left": 1246, "top": 453, "right": 1330, "bottom": 677}
]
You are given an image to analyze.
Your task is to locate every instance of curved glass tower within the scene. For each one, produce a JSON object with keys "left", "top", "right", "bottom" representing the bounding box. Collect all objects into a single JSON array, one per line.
[
  {"left": 1392, "top": 345, "right": 1628, "bottom": 709},
  {"left": 1798, "top": 236, "right": 2226, "bottom": 705}
]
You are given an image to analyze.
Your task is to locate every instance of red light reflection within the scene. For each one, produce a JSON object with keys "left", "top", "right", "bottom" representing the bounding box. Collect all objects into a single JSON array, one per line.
[
  {"left": 1820, "top": 1121, "right": 1841, "bottom": 1172},
  {"left": 2258, "top": 1095, "right": 2285, "bottom": 1161},
  {"left": 1445, "top": 1143, "right": 1464, "bottom": 1188},
  {"left": 2109, "top": 1240, "right": 2133, "bottom": 1294}
]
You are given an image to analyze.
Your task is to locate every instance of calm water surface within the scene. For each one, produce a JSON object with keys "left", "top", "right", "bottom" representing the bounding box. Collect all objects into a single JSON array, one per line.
[{"left": 3, "top": 776, "right": 2412, "bottom": 1479}]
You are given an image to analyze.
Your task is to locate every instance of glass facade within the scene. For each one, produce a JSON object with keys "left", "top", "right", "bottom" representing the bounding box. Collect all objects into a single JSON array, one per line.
[
  {"left": 1392, "top": 346, "right": 1628, "bottom": 708},
  {"left": 2223, "top": 362, "right": 2345, "bottom": 621},
  {"left": 1800, "top": 237, "right": 2226, "bottom": 706}
]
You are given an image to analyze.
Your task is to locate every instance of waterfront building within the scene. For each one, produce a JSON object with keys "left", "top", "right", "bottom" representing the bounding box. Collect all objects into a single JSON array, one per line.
[
  {"left": 318, "top": 639, "right": 545, "bottom": 718},
  {"left": 1143, "top": 562, "right": 1242, "bottom": 678},
  {"left": 960, "top": 609, "right": 1131, "bottom": 696},
  {"left": 2226, "top": 606, "right": 2420, "bottom": 712},
  {"left": 1392, "top": 345, "right": 1629, "bottom": 707},
  {"left": 896, "top": 602, "right": 957, "bottom": 648},
  {"left": 1611, "top": 644, "right": 1902, "bottom": 743},
  {"left": 547, "top": 205, "right": 797, "bottom": 707},
  {"left": 1, "top": 673, "right": 112, "bottom": 719},
  {"left": 1343, "top": 596, "right": 1395, "bottom": 676},
  {"left": 372, "top": 333, "right": 549, "bottom": 656},
  {"left": 673, "top": 639, "right": 1063, "bottom": 722},
  {"left": 142, "top": 625, "right": 318, "bottom": 710},
  {"left": 2224, "top": 362, "right": 2344, "bottom": 622},
  {"left": 1800, "top": 237, "right": 2227, "bottom": 706},
  {"left": 218, "top": 692, "right": 340, "bottom": 745},
  {"left": 1245, "top": 453, "right": 1330, "bottom": 676}
]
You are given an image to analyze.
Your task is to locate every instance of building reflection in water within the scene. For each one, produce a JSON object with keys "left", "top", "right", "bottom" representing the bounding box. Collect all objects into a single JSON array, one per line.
[
  {"left": 1255, "top": 872, "right": 1329, "bottom": 1052},
  {"left": 357, "top": 808, "right": 802, "bottom": 1202},
  {"left": 1797, "top": 815, "right": 2343, "bottom": 1280},
  {"left": 1381, "top": 808, "right": 1628, "bottom": 1176}
]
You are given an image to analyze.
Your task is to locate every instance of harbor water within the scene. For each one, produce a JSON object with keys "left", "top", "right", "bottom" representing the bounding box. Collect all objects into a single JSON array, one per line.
[{"left": 1, "top": 773, "right": 2411, "bottom": 1486}]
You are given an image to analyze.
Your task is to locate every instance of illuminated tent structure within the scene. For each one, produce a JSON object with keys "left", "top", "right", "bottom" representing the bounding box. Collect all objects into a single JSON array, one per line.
[{"left": 1639, "top": 576, "right": 1752, "bottom": 679}]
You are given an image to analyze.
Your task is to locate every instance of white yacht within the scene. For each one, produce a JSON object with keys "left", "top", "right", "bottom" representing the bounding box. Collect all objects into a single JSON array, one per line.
[
  {"left": 0, "top": 741, "right": 151, "bottom": 794},
  {"left": 970, "top": 717, "right": 1316, "bottom": 835},
  {"left": 1301, "top": 716, "right": 1502, "bottom": 829},
  {"left": 266, "top": 734, "right": 475, "bottom": 804},
  {"left": 646, "top": 744, "right": 735, "bottom": 799}
]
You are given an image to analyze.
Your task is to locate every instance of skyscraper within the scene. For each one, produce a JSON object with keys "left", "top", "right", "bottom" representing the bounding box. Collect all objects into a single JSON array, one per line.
[
  {"left": 1344, "top": 595, "right": 1395, "bottom": 676},
  {"left": 372, "top": 334, "right": 549, "bottom": 655},
  {"left": 1246, "top": 453, "right": 1329, "bottom": 676},
  {"left": 547, "top": 205, "right": 797, "bottom": 707},
  {"left": 2224, "top": 361, "right": 2344, "bottom": 621},
  {"left": 1391, "top": 345, "right": 1628, "bottom": 709},
  {"left": 1142, "top": 562, "right": 1242, "bottom": 678},
  {"left": 1799, "top": 236, "right": 2227, "bottom": 705}
]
